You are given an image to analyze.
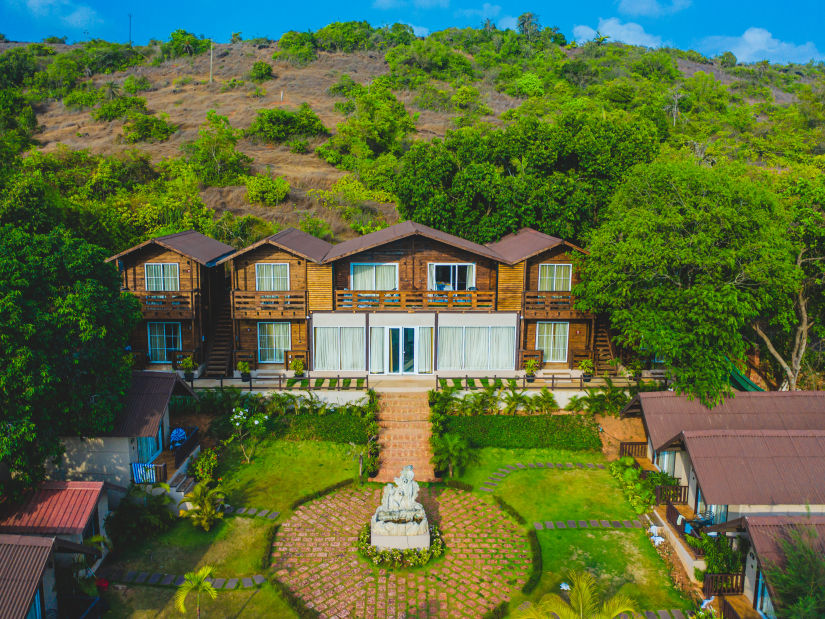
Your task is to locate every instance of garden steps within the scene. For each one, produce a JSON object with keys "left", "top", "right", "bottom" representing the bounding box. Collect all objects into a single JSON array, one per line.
[{"left": 375, "top": 392, "right": 437, "bottom": 483}]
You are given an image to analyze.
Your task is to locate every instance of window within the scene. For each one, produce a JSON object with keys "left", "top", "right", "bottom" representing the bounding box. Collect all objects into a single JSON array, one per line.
[
  {"left": 82, "top": 506, "right": 100, "bottom": 540},
  {"left": 427, "top": 263, "right": 475, "bottom": 291},
  {"left": 145, "top": 263, "right": 179, "bottom": 291},
  {"left": 656, "top": 451, "right": 676, "bottom": 477},
  {"left": 350, "top": 263, "right": 398, "bottom": 290},
  {"left": 536, "top": 322, "right": 569, "bottom": 363},
  {"left": 436, "top": 326, "right": 516, "bottom": 371},
  {"left": 314, "top": 327, "right": 366, "bottom": 371},
  {"left": 255, "top": 263, "right": 289, "bottom": 291},
  {"left": 538, "top": 264, "right": 572, "bottom": 292},
  {"left": 258, "top": 322, "right": 291, "bottom": 363},
  {"left": 147, "top": 322, "right": 181, "bottom": 362}
]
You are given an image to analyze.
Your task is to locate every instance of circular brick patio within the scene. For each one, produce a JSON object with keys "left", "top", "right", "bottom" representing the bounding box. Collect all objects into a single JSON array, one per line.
[{"left": 271, "top": 486, "right": 531, "bottom": 618}]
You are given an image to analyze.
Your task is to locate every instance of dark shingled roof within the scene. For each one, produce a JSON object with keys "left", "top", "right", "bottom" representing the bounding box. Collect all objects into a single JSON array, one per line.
[
  {"left": 486, "top": 228, "right": 586, "bottom": 263},
  {"left": 321, "top": 221, "right": 504, "bottom": 263},
  {"left": 106, "top": 371, "right": 195, "bottom": 438},
  {"left": 107, "top": 230, "right": 235, "bottom": 266},
  {"left": 682, "top": 430, "right": 825, "bottom": 506},
  {"left": 217, "top": 227, "right": 333, "bottom": 264},
  {"left": 0, "top": 535, "right": 53, "bottom": 619},
  {"left": 0, "top": 482, "right": 104, "bottom": 536},
  {"left": 622, "top": 391, "right": 825, "bottom": 451}
]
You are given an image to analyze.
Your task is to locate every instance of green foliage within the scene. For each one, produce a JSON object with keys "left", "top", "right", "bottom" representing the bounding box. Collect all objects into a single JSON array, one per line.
[
  {"left": 245, "top": 103, "right": 327, "bottom": 143},
  {"left": 524, "top": 528, "right": 543, "bottom": 594},
  {"left": 274, "top": 31, "right": 318, "bottom": 65},
  {"left": 385, "top": 39, "right": 475, "bottom": 87},
  {"left": 63, "top": 86, "right": 105, "bottom": 109},
  {"left": 431, "top": 433, "right": 475, "bottom": 478},
  {"left": 249, "top": 60, "right": 274, "bottom": 82},
  {"left": 174, "top": 565, "right": 218, "bottom": 615},
  {"left": 520, "top": 570, "right": 637, "bottom": 619},
  {"left": 356, "top": 523, "right": 445, "bottom": 568},
  {"left": 765, "top": 524, "right": 825, "bottom": 618},
  {"left": 122, "top": 74, "right": 151, "bottom": 94},
  {"left": 180, "top": 482, "right": 225, "bottom": 531},
  {"left": 245, "top": 174, "right": 290, "bottom": 205},
  {"left": 161, "top": 30, "right": 211, "bottom": 60},
  {"left": 443, "top": 415, "right": 600, "bottom": 450},
  {"left": 181, "top": 110, "right": 252, "bottom": 186},
  {"left": 511, "top": 72, "right": 545, "bottom": 97},
  {"left": 289, "top": 138, "right": 309, "bottom": 153},
  {"left": 191, "top": 447, "right": 219, "bottom": 482},
  {"left": 121, "top": 112, "right": 177, "bottom": 143},
  {"left": 687, "top": 533, "right": 747, "bottom": 577},
  {"left": 308, "top": 174, "right": 391, "bottom": 235},
  {"left": 90, "top": 96, "right": 148, "bottom": 121},
  {"left": 104, "top": 483, "right": 176, "bottom": 549},
  {"left": 608, "top": 456, "right": 678, "bottom": 514},
  {"left": 299, "top": 214, "right": 334, "bottom": 240},
  {"left": 565, "top": 377, "right": 631, "bottom": 416}
]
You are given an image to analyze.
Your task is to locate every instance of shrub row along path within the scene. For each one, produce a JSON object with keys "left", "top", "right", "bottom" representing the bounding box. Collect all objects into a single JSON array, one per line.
[
  {"left": 375, "top": 392, "right": 436, "bottom": 483},
  {"left": 271, "top": 486, "right": 531, "bottom": 618}
]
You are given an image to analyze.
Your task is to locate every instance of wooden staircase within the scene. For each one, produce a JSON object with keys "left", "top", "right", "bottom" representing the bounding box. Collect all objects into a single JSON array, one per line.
[
  {"left": 204, "top": 299, "right": 233, "bottom": 377},
  {"left": 594, "top": 317, "right": 617, "bottom": 375},
  {"left": 375, "top": 392, "right": 437, "bottom": 483}
]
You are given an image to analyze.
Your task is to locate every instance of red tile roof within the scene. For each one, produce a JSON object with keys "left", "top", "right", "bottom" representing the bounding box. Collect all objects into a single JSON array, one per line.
[
  {"left": 0, "top": 481, "right": 104, "bottom": 536},
  {"left": 0, "top": 535, "right": 54, "bottom": 619}
]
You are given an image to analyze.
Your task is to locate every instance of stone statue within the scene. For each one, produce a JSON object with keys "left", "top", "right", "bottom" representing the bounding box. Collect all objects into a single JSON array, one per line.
[{"left": 370, "top": 465, "right": 430, "bottom": 550}]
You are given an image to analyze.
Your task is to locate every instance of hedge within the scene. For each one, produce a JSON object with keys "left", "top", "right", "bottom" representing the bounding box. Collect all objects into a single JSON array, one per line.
[
  {"left": 274, "top": 412, "right": 371, "bottom": 444},
  {"left": 443, "top": 414, "right": 600, "bottom": 450}
]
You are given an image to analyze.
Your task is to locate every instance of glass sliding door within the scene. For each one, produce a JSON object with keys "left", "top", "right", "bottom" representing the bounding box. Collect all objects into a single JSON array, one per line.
[
  {"left": 388, "top": 328, "right": 401, "bottom": 374},
  {"left": 258, "top": 322, "right": 290, "bottom": 364},
  {"left": 386, "top": 327, "right": 417, "bottom": 374},
  {"left": 402, "top": 328, "right": 415, "bottom": 373}
]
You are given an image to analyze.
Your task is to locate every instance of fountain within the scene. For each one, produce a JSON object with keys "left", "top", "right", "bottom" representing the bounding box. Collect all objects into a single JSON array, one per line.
[{"left": 370, "top": 465, "right": 430, "bottom": 550}]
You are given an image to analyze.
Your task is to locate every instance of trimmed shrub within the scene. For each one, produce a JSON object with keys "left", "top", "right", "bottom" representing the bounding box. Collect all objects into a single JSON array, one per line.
[
  {"left": 523, "top": 528, "right": 543, "bottom": 594},
  {"left": 121, "top": 112, "right": 177, "bottom": 143},
  {"left": 276, "top": 414, "right": 371, "bottom": 444},
  {"left": 443, "top": 414, "right": 600, "bottom": 450},
  {"left": 356, "top": 523, "right": 445, "bottom": 568},
  {"left": 492, "top": 496, "right": 526, "bottom": 525},
  {"left": 246, "top": 174, "right": 290, "bottom": 205},
  {"left": 249, "top": 61, "right": 274, "bottom": 82},
  {"left": 444, "top": 480, "right": 473, "bottom": 492}
]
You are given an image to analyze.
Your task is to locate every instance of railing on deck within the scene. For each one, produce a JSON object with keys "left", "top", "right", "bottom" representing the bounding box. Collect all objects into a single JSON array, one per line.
[
  {"left": 231, "top": 290, "right": 307, "bottom": 318},
  {"left": 335, "top": 290, "right": 496, "bottom": 311},
  {"left": 719, "top": 596, "right": 744, "bottom": 619},
  {"left": 619, "top": 441, "right": 648, "bottom": 458},
  {"left": 174, "top": 427, "right": 200, "bottom": 469},
  {"left": 131, "top": 291, "right": 198, "bottom": 317},
  {"left": 434, "top": 375, "right": 646, "bottom": 391},
  {"left": 665, "top": 501, "right": 705, "bottom": 557},
  {"left": 131, "top": 462, "right": 167, "bottom": 484},
  {"left": 656, "top": 484, "right": 689, "bottom": 505},
  {"left": 703, "top": 573, "right": 745, "bottom": 598},
  {"left": 523, "top": 290, "right": 576, "bottom": 316}
]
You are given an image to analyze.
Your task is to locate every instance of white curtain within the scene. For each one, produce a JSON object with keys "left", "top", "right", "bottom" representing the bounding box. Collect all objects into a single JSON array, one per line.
[
  {"left": 314, "top": 327, "right": 339, "bottom": 370},
  {"left": 352, "top": 264, "right": 373, "bottom": 290},
  {"left": 464, "top": 264, "right": 476, "bottom": 289},
  {"left": 258, "top": 322, "right": 290, "bottom": 363},
  {"left": 538, "top": 264, "right": 572, "bottom": 292},
  {"left": 375, "top": 265, "right": 397, "bottom": 290},
  {"left": 370, "top": 327, "right": 384, "bottom": 373},
  {"left": 489, "top": 327, "right": 515, "bottom": 370},
  {"left": 418, "top": 327, "right": 433, "bottom": 373},
  {"left": 145, "top": 263, "right": 179, "bottom": 291},
  {"left": 256, "top": 264, "right": 289, "bottom": 291},
  {"left": 537, "top": 322, "right": 569, "bottom": 363},
  {"left": 437, "top": 327, "right": 464, "bottom": 370},
  {"left": 464, "top": 327, "right": 489, "bottom": 370},
  {"left": 427, "top": 264, "right": 436, "bottom": 290},
  {"left": 352, "top": 264, "right": 397, "bottom": 290},
  {"left": 340, "top": 327, "right": 365, "bottom": 371}
]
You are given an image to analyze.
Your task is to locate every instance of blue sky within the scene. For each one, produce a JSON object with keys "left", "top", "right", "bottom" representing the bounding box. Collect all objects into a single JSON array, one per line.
[{"left": 2, "top": 0, "right": 824, "bottom": 64}]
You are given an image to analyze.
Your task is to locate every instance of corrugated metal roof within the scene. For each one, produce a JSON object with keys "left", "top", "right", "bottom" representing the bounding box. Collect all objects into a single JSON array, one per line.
[
  {"left": 216, "top": 227, "right": 333, "bottom": 264},
  {"left": 746, "top": 515, "right": 825, "bottom": 570},
  {"left": 321, "top": 221, "right": 504, "bottom": 263},
  {"left": 105, "top": 371, "right": 195, "bottom": 438},
  {"left": 683, "top": 430, "right": 825, "bottom": 506},
  {"left": 0, "top": 482, "right": 103, "bottom": 536},
  {"left": 486, "top": 227, "right": 586, "bottom": 263},
  {"left": 623, "top": 391, "right": 825, "bottom": 451},
  {"left": 0, "top": 535, "right": 54, "bottom": 619},
  {"left": 107, "top": 230, "right": 235, "bottom": 266}
]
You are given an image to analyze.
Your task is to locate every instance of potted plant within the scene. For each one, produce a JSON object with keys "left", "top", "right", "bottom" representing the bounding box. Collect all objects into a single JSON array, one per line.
[
  {"left": 523, "top": 359, "right": 540, "bottom": 383},
  {"left": 180, "top": 356, "right": 197, "bottom": 382},
  {"left": 577, "top": 358, "right": 594, "bottom": 382},
  {"left": 289, "top": 358, "right": 305, "bottom": 377},
  {"left": 237, "top": 361, "right": 251, "bottom": 382}
]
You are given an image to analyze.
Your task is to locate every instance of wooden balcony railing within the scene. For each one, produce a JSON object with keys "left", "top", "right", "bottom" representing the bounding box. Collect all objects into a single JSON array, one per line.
[
  {"left": 232, "top": 290, "right": 307, "bottom": 318},
  {"left": 335, "top": 290, "right": 496, "bottom": 311},
  {"left": 619, "top": 441, "right": 648, "bottom": 458},
  {"left": 523, "top": 291, "right": 591, "bottom": 318},
  {"left": 656, "top": 485, "right": 689, "bottom": 505},
  {"left": 131, "top": 462, "right": 167, "bottom": 484},
  {"left": 703, "top": 573, "right": 745, "bottom": 598},
  {"left": 665, "top": 501, "right": 706, "bottom": 556},
  {"left": 130, "top": 290, "right": 198, "bottom": 318},
  {"left": 719, "top": 595, "right": 744, "bottom": 619},
  {"left": 173, "top": 427, "right": 200, "bottom": 469}
]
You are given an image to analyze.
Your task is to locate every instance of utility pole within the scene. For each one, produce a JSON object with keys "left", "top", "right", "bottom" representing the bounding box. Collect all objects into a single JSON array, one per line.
[
  {"left": 209, "top": 39, "right": 213, "bottom": 84},
  {"left": 128, "top": 14, "right": 132, "bottom": 46}
]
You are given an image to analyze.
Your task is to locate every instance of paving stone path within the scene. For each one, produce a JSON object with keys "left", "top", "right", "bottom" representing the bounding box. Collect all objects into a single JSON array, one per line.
[
  {"left": 103, "top": 568, "right": 266, "bottom": 590},
  {"left": 219, "top": 504, "right": 280, "bottom": 520},
  {"left": 479, "top": 461, "right": 606, "bottom": 492},
  {"left": 272, "top": 486, "right": 531, "bottom": 618}
]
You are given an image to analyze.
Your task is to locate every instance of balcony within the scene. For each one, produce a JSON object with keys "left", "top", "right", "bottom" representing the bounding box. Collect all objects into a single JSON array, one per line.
[
  {"left": 523, "top": 291, "right": 592, "bottom": 319},
  {"left": 232, "top": 290, "right": 307, "bottom": 319},
  {"left": 703, "top": 573, "right": 745, "bottom": 598},
  {"left": 130, "top": 290, "right": 199, "bottom": 319},
  {"left": 334, "top": 290, "right": 496, "bottom": 311}
]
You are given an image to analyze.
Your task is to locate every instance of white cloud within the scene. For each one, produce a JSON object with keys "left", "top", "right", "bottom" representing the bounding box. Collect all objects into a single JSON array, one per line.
[
  {"left": 573, "top": 17, "right": 662, "bottom": 47},
  {"left": 498, "top": 15, "right": 517, "bottom": 30},
  {"left": 456, "top": 3, "right": 501, "bottom": 19},
  {"left": 617, "top": 0, "right": 690, "bottom": 17},
  {"left": 413, "top": 0, "right": 449, "bottom": 7},
  {"left": 702, "top": 27, "right": 824, "bottom": 64},
  {"left": 406, "top": 23, "right": 430, "bottom": 36},
  {"left": 373, "top": 0, "right": 405, "bottom": 8},
  {"left": 12, "top": 0, "right": 100, "bottom": 28}
]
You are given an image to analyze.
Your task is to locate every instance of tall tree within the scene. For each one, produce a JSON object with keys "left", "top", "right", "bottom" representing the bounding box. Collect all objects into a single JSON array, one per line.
[
  {"left": 0, "top": 225, "right": 141, "bottom": 496},
  {"left": 765, "top": 524, "right": 825, "bottom": 618}
]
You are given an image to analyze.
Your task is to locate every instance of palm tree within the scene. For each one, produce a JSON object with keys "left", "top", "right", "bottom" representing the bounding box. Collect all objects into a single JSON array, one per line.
[
  {"left": 517, "top": 570, "right": 636, "bottom": 619},
  {"left": 431, "top": 433, "right": 474, "bottom": 478},
  {"left": 103, "top": 80, "right": 121, "bottom": 100},
  {"left": 180, "top": 482, "right": 225, "bottom": 532},
  {"left": 174, "top": 566, "right": 217, "bottom": 618}
]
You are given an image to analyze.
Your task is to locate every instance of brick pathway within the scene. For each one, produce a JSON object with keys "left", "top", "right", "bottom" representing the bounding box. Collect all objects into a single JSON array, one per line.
[
  {"left": 375, "top": 392, "right": 436, "bottom": 482},
  {"left": 272, "top": 486, "right": 530, "bottom": 618}
]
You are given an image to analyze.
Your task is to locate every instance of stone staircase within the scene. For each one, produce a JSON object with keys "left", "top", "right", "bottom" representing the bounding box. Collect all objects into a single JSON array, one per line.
[
  {"left": 204, "top": 299, "right": 233, "bottom": 377},
  {"left": 375, "top": 392, "right": 437, "bottom": 483}
]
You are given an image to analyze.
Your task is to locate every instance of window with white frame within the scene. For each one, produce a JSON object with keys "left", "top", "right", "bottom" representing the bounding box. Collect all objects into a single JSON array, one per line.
[
  {"left": 314, "top": 327, "right": 366, "bottom": 371},
  {"left": 144, "top": 263, "right": 180, "bottom": 291},
  {"left": 436, "top": 325, "right": 515, "bottom": 370},
  {"left": 147, "top": 322, "right": 182, "bottom": 362},
  {"left": 350, "top": 263, "right": 398, "bottom": 290},
  {"left": 255, "top": 263, "right": 289, "bottom": 291},
  {"left": 537, "top": 264, "right": 572, "bottom": 292},
  {"left": 258, "top": 322, "right": 291, "bottom": 363},
  {"left": 536, "top": 322, "right": 569, "bottom": 363},
  {"left": 427, "top": 263, "right": 476, "bottom": 291}
]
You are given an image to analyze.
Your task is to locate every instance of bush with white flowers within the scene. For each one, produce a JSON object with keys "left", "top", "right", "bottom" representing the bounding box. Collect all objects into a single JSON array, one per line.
[{"left": 228, "top": 406, "right": 269, "bottom": 463}]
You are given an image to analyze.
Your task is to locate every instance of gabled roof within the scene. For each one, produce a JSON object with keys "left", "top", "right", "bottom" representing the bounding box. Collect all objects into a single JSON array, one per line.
[
  {"left": 0, "top": 482, "right": 104, "bottom": 536},
  {"left": 106, "top": 371, "right": 195, "bottom": 438},
  {"left": 321, "top": 221, "right": 504, "bottom": 263},
  {"left": 0, "top": 535, "right": 53, "bottom": 619},
  {"left": 486, "top": 227, "right": 586, "bottom": 263},
  {"left": 106, "top": 230, "right": 235, "bottom": 267},
  {"left": 621, "top": 391, "right": 825, "bottom": 452},
  {"left": 682, "top": 430, "right": 825, "bottom": 506},
  {"left": 217, "top": 227, "right": 333, "bottom": 264}
]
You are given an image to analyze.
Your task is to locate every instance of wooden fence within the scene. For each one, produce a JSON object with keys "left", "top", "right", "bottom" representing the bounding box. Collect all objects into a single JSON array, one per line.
[
  {"left": 619, "top": 441, "right": 648, "bottom": 458},
  {"left": 703, "top": 573, "right": 745, "bottom": 598},
  {"left": 655, "top": 485, "right": 689, "bottom": 505}
]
